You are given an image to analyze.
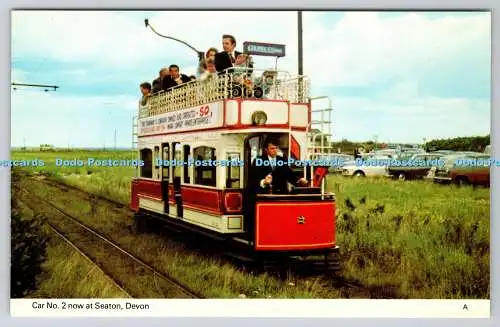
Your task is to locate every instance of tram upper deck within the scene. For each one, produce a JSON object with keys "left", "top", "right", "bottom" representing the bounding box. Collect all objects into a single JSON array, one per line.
[{"left": 138, "top": 69, "right": 310, "bottom": 119}]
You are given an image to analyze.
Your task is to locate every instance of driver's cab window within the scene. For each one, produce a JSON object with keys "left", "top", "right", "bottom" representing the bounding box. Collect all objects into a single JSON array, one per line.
[
  {"left": 249, "top": 134, "right": 288, "bottom": 163},
  {"left": 249, "top": 136, "right": 261, "bottom": 164}
]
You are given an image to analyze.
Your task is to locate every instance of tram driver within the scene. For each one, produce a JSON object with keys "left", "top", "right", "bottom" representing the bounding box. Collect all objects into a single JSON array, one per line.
[{"left": 250, "top": 137, "right": 308, "bottom": 195}]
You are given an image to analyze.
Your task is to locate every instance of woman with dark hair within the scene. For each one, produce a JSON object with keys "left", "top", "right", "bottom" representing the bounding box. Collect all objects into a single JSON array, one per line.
[
  {"left": 198, "top": 47, "right": 218, "bottom": 76},
  {"left": 206, "top": 47, "right": 218, "bottom": 60}
]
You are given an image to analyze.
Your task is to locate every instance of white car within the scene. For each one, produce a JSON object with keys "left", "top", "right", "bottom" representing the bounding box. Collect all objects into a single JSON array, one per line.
[
  {"left": 341, "top": 154, "right": 392, "bottom": 177},
  {"left": 484, "top": 145, "right": 491, "bottom": 155}
]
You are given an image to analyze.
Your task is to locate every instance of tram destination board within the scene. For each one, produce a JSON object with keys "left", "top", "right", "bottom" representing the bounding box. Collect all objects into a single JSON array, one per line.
[
  {"left": 243, "top": 41, "right": 285, "bottom": 57},
  {"left": 139, "top": 102, "right": 223, "bottom": 135}
]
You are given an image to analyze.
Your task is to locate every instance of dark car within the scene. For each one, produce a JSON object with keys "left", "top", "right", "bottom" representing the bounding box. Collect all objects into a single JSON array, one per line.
[
  {"left": 433, "top": 154, "right": 490, "bottom": 186},
  {"left": 386, "top": 153, "right": 443, "bottom": 181}
]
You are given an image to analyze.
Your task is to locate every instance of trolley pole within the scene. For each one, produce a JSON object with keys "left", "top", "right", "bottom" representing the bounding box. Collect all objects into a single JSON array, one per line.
[
  {"left": 298, "top": 11, "right": 304, "bottom": 101},
  {"left": 145, "top": 19, "right": 204, "bottom": 62},
  {"left": 298, "top": 11, "right": 303, "bottom": 76}
]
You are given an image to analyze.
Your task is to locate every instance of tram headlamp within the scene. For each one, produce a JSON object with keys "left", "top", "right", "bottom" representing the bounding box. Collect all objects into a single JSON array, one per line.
[{"left": 252, "top": 111, "right": 267, "bottom": 125}]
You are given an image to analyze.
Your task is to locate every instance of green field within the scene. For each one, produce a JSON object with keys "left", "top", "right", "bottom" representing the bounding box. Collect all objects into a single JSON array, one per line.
[
  {"left": 11, "top": 149, "right": 490, "bottom": 299},
  {"left": 11, "top": 150, "right": 137, "bottom": 204}
]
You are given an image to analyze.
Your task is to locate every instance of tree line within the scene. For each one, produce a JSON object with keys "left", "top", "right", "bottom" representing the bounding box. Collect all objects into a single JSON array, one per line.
[
  {"left": 329, "top": 135, "right": 490, "bottom": 155},
  {"left": 424, "top": 135, "right": 490, "bottom": 152}
]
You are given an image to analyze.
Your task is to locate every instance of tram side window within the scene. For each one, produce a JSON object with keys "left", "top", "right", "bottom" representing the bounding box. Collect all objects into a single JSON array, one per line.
[
  {"left": 173, "top": 143, "right": 182, "bottom": 178},
  {"left": 226, "top": 152, "right": 240, "bottom": 188},
  {"left": 194, "top": 146, "right": 216, "bottom": 187},
  {"left": 140, "top": 148, "right": 153, "bottom": 178},
  {"left": 154, "top": 146, "right": 160, "bottom": 179},
  {"left": 162, "top": 143, "right": 169, "bottom": 180}
]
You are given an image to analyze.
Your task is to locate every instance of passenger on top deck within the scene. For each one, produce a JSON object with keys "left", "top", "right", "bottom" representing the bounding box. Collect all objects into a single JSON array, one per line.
[
  {"left": 162, "top": 64, "right": 191, "bottom": 91},
  {"left": 232, "top": 53, "right": 254, "bottom": 91},
  {"left": 152, "top": 68, "right": 169, "bottom": 94},
  {"left": 253, "top": 70, "right": 278, "bottom": 98},
  {"left": 215, "top": 34, "right": 253, "bottom": 75},
  {"left": 206, "top": 47, "right": 218, "bottom": 60},
  {"left": 199, "top": 57, "right": 217, "bottom": 82},
  {"left": 198, "top": 47, "right": 218, "bottom": 76},
  {"left": 139, "top": 82, "right": 152, "bottom": 106}
]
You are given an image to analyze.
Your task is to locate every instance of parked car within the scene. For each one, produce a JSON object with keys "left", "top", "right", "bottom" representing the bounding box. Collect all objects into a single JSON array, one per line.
[
  {"left": 433, "top": 154, "right": 490, "bottom": 186},
  {"left": 386, "top": 153, "right": 444, "bottom": 180},
  {"left": 326, "top": 154, "right": 354, "bottom": 174},
  {"left": 341, "top": 154, "right": 392, "bottom": 177},
  {"left": 484, "top": 145, "right": 491, "bottom": 155}
]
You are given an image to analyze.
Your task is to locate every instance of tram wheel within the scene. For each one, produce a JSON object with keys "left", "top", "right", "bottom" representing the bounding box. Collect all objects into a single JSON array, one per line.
[
  {"left": 132, "top": 211, "right": 149, "bottom": 234},
  {"left": 253, "top": 86, "right": 263, "bottom": 98}
]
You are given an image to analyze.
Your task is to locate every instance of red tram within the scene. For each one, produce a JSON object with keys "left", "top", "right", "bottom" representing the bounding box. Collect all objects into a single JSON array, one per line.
[{"left": 130, "top": 67, "right": 339, "bottom": 270}]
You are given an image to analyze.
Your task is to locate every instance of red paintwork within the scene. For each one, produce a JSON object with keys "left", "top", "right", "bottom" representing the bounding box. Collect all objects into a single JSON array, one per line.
[
  {"left": 255, "top": 200, "right": 336, "bottom": 251},
  {"left": 168, "top": 184, "right": 175, "bottom": 204},
  {"left": 237, "top": 98, "right": 241, "bottom": 125},
  {"left": 290, "top": 134, "right": 300, "bottom": 160},
  {"left": 130, "top": 178, "right": 163, "bottom": 211},
  {"left": 181, "top": 185, "right": 223, "bottom": 215},
  {"left": 130, "top": 179, "right": 139, "bottom": 211},
  {"left": 451, "top": 166, "right": 490, "bottom": 185},
  {"left": 312, "top": 167, "right": 329, "bottom": 187},
  {"left": 138, "top": 126, "right": 224, "bottom": 138},
  {"left": 236, "top": 98, "right": 289, "bottom": 103},
  {"left": 223, "top": 191, "right": 243, "bottom": 213},
  {"left": 132, "top": 179, "right": 244, "bottom": 215},
  {"left": 227, "top": 123, "right": 291, "bottom": 129},
  {"left": 307, "top": 102, "right": 311, "bottom": 123}
]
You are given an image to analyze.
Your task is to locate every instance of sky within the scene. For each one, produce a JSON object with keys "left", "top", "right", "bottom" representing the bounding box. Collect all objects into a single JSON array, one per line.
[{"left": 11, "top": 10, "right": 491, "bottom": 148}]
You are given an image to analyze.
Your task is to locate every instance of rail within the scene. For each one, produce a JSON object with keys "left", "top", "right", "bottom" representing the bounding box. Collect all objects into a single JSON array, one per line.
[
  {"left": 20, "top": 188, "right": 204, "bottom": 299},
  {"left": 139, "top": 68, "right": 310, "bottom": 118}
]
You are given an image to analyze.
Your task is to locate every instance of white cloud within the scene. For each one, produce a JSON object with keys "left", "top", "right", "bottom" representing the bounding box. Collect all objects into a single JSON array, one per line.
[
  {"left": 303, "top": 11, "right": 490, "bottom": 87},
  {"left": 11, "top": 11, "right": 299, "bottom": 72},
  {"left": 12, "top": 11, "right": 490, "bottom": 87},
  {"left": 330, "top": 94, "right": 490, "bottom": 143},
  {"left": 10, "top": 11, "right": 491, "bottom": 145}
]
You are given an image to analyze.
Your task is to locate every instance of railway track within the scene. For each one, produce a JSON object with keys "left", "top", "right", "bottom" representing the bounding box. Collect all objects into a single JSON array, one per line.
[
  {"left": 18, "top": 172, "right": 370, "bottom": 297},
  {"left": 27, "top": 174, "right": 127, "bottom": 209},
  {"left": 16, "top": 197, "right": 133, "bottom": 298},
  {"left": 18, "top": 188, "right": 204, "bottom": 299}
]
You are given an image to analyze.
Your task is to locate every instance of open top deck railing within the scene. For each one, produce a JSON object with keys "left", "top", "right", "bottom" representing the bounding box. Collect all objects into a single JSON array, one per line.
[{"left": 139, "top": 68, "right": 310, "bottom": 118}]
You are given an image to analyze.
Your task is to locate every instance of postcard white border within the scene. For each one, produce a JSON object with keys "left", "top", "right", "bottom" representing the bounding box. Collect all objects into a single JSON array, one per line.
[
  {"left": 2, "top": 0, "right": 499, "bottom": 326},
  {"left": 10, "top": 299, "right": 491, "bottom": 318}
]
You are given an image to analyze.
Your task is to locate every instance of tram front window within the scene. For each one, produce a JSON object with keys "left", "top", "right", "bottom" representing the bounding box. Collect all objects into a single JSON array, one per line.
[{"left": 245, "top": 134, "right": 307, "bottom": 194}]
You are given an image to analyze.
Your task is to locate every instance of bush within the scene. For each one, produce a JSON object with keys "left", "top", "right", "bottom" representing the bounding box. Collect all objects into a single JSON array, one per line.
[{"left": 11, "top": 210, "right": 48, "bottom": 298}]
